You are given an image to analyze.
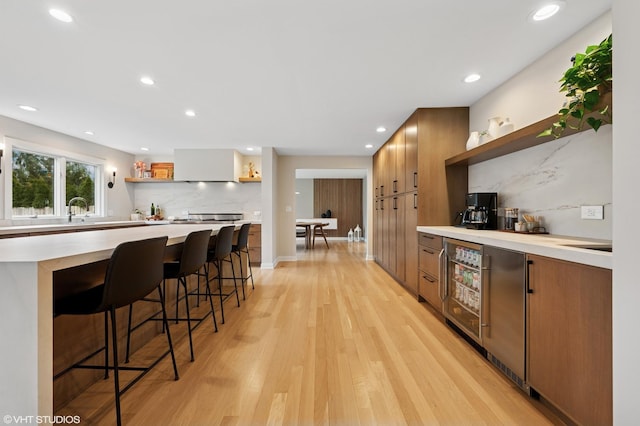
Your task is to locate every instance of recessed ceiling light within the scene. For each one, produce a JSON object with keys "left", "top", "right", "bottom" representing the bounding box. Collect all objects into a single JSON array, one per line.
[
  {"left": 464, "top": 73, "right": 481, "bottom": 83},
  {"left": 376, "top": 127, "right": 387, "bottom": 133},
  {"left": 531, "top": 2, "right": 564, "bottom": 21},
  {"left": 365, "top": 144, "right": 374, "bottom": 149},
  {"left": 84, "top": 131, "right": 94, "bottom": 136},
  {"left": 141, "top": 147, "right": 149, "bottom": 151},
  {"left": 49, "top": 9, "right": 73, "bottom": 23},
  {"left": 140, "top": 76, "right": 155, "bottom": 86},
  {"left": 185, "top": 109, "right": 196, "bottom": 117},
  {"left": 247, "top": 147, "right": 254, "bottom": 151},
  {"left": 295, "top": 192, "right": 301, "bottom": 195},
  {"left": 18, "top": 105, "right": 38, "bottom": 112}
]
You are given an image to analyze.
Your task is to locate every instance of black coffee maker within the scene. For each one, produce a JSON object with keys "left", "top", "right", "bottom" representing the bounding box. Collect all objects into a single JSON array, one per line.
[{"left": 460, "top": 192, "right": 498, "bottom": 230}]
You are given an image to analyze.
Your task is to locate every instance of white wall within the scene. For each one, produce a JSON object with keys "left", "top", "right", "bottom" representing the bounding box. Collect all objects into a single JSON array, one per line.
[
  {"left": 276, "top": 156, "right": 373, "bottom": 262},
  {"left": 469, "top": 12, "right": 612, "bottom": 239},
  {"left": 295, "top": 179, "right": 314, "bottom": 218},
  {"left": 612, "top": 0, "right": 639, "bottom": 422},
  {"left": 0, "top": 115, "right": 134, "bottom": 225},
  {"left": 261, "top": 147, "right": 278, "bottom": 268}
]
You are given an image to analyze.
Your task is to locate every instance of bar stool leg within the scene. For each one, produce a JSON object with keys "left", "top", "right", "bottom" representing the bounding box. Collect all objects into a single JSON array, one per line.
[
  {"left": 237, "top": 251, "right": 246, "bottom": 300},
  {"left": 125, "top": 305, "right": 133, "bottom": 364},
  {"left": 203, "top": 263, "right": 218, "bottom": 332},
  {"left": 180, "top": 276, "right": 195, "bottom": 362},
  {"left": 109, "top": 308, "right": 123, "bottom": 426},
  {"left": 157, "top": 285, "right": 179, "bottom": 379},
  {"left": 104, "top": 311, "right": 109, "bottom": 379}
]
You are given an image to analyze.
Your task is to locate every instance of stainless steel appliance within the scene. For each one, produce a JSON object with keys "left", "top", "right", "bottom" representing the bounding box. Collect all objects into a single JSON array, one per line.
[
  {"left": 174, "top": 212, "right": 243, "bottom": 223},
  {"left": 460, "top": 192, "right": 498, "bottom": 230},
  {"left": 443, "top": 238, "right": 527, "bottom": 390},
  {"left": 482, "top": 245, "right": 527, "bottom": 391}
]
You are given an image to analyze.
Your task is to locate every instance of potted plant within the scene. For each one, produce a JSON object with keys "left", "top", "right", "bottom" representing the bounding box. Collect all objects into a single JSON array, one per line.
[{"left": 539, "top": 34, "right": 612, "bottom": 138}]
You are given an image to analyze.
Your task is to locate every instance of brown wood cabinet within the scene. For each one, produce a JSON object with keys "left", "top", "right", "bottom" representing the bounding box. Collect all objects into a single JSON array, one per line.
[
  {"left": 248, "top": 223, "right": 261, "bottom": 265},
  {"left": 373, "top": 107, "right": 468, "bottom": 296},
  {"left": 526, "top": 254, "right": 612, "bottom": 426},
  {"left": 418, "top": 232, "right": 443, "bottom": 311}
]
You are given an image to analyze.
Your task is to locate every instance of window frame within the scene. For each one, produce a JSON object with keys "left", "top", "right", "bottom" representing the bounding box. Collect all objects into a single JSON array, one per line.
[{"left": 4, "top": 137, "right": 106, "bottom": 220}]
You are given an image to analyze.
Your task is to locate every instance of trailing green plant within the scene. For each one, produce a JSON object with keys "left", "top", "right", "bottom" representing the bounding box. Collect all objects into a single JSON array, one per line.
[{"left": 539, "top": 34, "right": 612, "bottom": 138}]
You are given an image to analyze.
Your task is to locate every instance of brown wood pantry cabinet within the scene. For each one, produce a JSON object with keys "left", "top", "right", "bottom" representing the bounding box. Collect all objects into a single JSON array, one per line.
[{"left": 373, "top": 107, "right": 468, "bottom": 294}]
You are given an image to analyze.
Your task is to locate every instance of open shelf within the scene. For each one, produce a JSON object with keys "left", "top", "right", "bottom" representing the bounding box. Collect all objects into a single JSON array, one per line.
[
  {"left": 239, "top": 177, "right": 262, "bottom": 182},
  {"left": 124, "top": 177, "right": 174, "bottom": 183},
  {"left": 445, "top": 92, "right": 612, "bottom": 167}
]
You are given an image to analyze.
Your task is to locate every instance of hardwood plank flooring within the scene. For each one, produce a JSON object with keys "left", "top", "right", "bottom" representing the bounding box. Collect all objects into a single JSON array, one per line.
[{"left": 56, "top": 242, "right": 560, "bottom": 425}]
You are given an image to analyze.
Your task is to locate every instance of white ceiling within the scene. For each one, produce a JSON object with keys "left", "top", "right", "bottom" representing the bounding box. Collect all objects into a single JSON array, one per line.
[{"left": 0, "top": 1, "right": 611, "bottom": 157}]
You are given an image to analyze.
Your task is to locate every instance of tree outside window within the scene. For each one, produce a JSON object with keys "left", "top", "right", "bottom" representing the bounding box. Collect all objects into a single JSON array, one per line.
[{"left": 12, "top": 149, "right": 98, "bottom": 217}]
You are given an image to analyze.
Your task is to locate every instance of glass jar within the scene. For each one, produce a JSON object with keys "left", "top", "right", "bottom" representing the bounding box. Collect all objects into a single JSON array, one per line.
[{"left": 504, "top": 208, "right": 519, "bottom": 230}]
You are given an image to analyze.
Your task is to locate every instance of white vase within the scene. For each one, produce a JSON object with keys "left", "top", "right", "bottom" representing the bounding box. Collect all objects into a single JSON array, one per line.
[
  {"left": 496, "top": 117, "right": 514, "bottom": 137},
  {"left": 487, "top": 116, "right": 502, "bottom": 138},
  {"left": 466, "top": 131, "right": 480, "bottom": 150}
]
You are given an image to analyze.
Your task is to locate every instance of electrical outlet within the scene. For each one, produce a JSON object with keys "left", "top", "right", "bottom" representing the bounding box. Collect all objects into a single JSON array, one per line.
[{"left": 581, "top": 205, "right": 604, "bottom": 220}]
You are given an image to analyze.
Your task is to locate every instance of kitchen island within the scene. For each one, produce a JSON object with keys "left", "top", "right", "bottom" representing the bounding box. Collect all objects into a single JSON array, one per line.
[{"left": 0, "top": 224, "right": 228, "bottom": 417}]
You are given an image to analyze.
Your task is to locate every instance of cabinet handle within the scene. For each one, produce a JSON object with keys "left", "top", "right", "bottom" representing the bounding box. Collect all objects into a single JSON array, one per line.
[
  {"left": 393, "top": 197, "right": 398, "bottom": 210},
  {"left": 439, "top": 249, "right": 446, "bottom": 301},
  {"left": 413, "top": 193, "right": 418, "bottom": 209},
  {"left": 423, "top": 275, "right": 436, "bottom": 283},
  {"left": 380, "top": 185, "right": 384, "bottom": 197},
  {"left": 413, "top": 172, "right": 418, "bottom": 188},
  {"left": 422, "top": 248, "right": 435, "bottom": 255},
  {"left": 526, "top": 259, "right": 534, "bottom": 294},
  {"left": 380, "top": 199, "right": 384, "bottom": 211},
  {"left": 393, "top": 180, "right": 398, "bottom": 193}
]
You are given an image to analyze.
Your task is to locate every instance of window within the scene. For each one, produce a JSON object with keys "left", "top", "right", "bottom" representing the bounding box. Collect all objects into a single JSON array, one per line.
[
  {"left": 10, "top": 142, "right": 104, "bottom": 218},
  {"left": 12, "top": 150, "right": 55, "bottom": 216}
]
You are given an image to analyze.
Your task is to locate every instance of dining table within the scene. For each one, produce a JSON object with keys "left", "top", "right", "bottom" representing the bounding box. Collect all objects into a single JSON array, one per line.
[{"left": 296, "top": 221, "right": 329, "bottom": 249}]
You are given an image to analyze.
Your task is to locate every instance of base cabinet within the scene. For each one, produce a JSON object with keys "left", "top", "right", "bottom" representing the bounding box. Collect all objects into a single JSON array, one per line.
[
  {"left": 248, "top": 224, "right": 261, "bottom": 265},
  {"left": 527, "top": 254, "right": 612, "bottom": 426},
  {"left": 418, "top": 232, "right": 443, "bottom": 312}
]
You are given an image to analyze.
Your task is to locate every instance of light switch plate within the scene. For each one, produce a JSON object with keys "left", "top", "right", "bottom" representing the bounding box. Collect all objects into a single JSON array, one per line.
[{"left": 581, "top": 205, "right": 604, "bottom": 220}]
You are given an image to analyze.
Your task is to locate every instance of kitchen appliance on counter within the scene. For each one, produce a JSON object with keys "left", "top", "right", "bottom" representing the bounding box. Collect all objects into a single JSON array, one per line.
[
  {"left": 443, "top": 238, "right": 528, "bottom": 391},
  {"left": 174, "top": 212, "right": 243, "bottom": 223},
  {"left": 460, "top": 192, "right": 498, "bottom": 230}
]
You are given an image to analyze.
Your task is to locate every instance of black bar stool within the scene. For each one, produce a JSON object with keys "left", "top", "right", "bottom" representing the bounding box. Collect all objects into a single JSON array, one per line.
[
  {"left": 158, "top": 229, "right": 216, "bottom": 362},
  {"left": 54, "top": 236, "right": 177, "bottom": 426},
  {"left": 206, "top": 225, "right": 240, "bottom": 324},
  {"left": 231, "top": 223, "right": 255, "bottom": 300}
]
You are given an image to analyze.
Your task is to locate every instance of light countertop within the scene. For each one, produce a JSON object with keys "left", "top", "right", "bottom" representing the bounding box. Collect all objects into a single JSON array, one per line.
[
  {"left": 0, "top": 223, "right": 229, "bottom": 263},
  {"left": 417, "top": 226, "right": 612, "bottom": 270}
]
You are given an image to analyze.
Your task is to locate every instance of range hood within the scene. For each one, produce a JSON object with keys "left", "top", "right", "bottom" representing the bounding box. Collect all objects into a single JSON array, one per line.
[{"left": 173, "top": 149, "right": 243, "bottom": 182}]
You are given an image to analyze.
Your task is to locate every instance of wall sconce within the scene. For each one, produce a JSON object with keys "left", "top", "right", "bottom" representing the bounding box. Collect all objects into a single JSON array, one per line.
[
  {"left": 0, "top": 142, "right": 4, "bottom": 174},
  {"left": 108, "top": 167, "right": 117, "bottom": 188}
]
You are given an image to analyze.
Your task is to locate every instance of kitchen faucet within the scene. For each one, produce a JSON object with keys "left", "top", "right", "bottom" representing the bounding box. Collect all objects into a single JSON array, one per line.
[{"left": 68, "top": 196, "right": 88, "bottom": 223}]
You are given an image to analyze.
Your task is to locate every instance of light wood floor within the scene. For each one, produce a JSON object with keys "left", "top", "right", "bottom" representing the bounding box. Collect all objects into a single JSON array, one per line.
[{"left": 57, "top": 241, "right": 561, "bottom": 425}]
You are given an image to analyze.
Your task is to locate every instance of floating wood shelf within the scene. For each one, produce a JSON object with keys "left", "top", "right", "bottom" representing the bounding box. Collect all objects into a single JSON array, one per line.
[
  {"left": 239, "top": 177, "right": 262, "bottom": 182},
  {"left": 446, "top": 92, "right": 612, "bottom": 167},
  {"left": 124, "top": 177, "right": 174, "bottom": 183}
]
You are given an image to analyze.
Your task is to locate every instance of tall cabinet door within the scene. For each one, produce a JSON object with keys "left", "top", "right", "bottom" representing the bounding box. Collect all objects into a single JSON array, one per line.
[
  {"left": 417, "top": 108, "right": 469, "bottom": 225},
  {"left": 403, "top": 192, "right": 418, "bottom": 295},
  {"left": 393, "top": 127, "right": 406, "bottom": 194},
  {"left": 393, "top": 195, "right": 405, "bottom": 282},
  {"left": 527, "top": 254, "right": 612, "bottom": 426},
  {"left": 405, "top": 113, "right": 418, "bottom": 192}
]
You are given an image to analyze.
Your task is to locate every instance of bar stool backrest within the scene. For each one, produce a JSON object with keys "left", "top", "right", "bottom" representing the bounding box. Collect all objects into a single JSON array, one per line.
[
  {"left": 102, "top": 236, "right": 168, "bottom": 310},
  {"left": 212, "top": 226, "right": 234, "bottom": 260},
  {"left": 179, "top": 229, "right": 212, "bottom": 276},
  {"left": 235, "top": 223, "right": 251, "bottom": 250}
]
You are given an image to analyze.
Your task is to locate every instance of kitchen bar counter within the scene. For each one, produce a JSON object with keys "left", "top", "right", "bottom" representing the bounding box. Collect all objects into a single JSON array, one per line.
[
  {"left": 0, "top": 220, "right": 146, "bottom": 237},
  {"left": 0, "top": 224, "right": 229, "bottom": 416},
  {"left": 417, "top": 226, "right": 612, "bottom": 270}
]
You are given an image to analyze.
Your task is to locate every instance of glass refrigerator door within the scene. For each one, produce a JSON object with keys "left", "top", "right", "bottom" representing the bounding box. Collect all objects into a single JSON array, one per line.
[{"left": 444, "top": 239, "right": 483, "bottom": 344}]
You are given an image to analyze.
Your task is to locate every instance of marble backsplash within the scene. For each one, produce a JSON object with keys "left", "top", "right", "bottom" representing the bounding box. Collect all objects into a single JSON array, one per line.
[
  {"left": 468, "top": 125, "right": 612, "bottom": 240},
  {"left": 131, "top": 181, "right": 262, "bottom": 221}
]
